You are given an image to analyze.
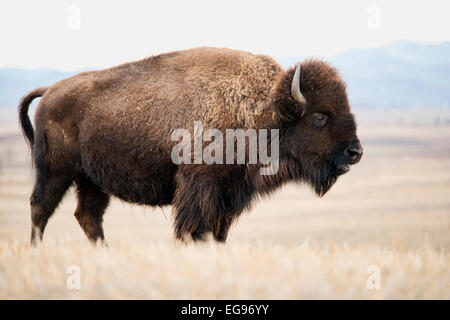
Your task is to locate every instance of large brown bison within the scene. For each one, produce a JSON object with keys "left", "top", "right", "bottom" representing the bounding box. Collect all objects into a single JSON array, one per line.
[{"left": 19, "top": 47, "right": 362, "bottom": 245}]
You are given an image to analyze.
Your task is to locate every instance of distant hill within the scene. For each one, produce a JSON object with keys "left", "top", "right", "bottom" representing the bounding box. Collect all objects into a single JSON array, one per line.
[
  {"left": 0, "top": 68, "right": 77, "bottom": 107},
  {"left": 1, "top": 41, "right": 449, "bottom": 108},
  {"left": 279, "top": 41, "right": 450, "bottom": 108}
]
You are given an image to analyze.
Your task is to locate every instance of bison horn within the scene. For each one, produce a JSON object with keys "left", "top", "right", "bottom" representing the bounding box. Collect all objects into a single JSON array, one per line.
[{"left": 291, "top": 64, "right": 306, "bottom": 110}]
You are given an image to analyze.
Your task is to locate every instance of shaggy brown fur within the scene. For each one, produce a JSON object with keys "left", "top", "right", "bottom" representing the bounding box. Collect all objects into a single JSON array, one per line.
[{"left": 18, "top": 47, "right": 362, "bottom": 244}]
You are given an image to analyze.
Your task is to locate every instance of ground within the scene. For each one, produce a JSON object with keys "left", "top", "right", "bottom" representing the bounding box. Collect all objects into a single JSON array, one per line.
[{"left": 0, "top": 108, "right": 449, "bottom": 299}]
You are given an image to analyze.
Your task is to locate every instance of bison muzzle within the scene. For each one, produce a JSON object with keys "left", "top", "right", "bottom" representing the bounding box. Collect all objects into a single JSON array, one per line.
[{"left": 18, "top": 47, "right": 362, "bottom": 245}]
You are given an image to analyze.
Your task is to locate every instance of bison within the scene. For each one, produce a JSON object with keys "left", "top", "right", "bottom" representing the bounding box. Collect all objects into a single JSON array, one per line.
[{"left": 18, "top": 47, "right": 362, "bottom": 245}]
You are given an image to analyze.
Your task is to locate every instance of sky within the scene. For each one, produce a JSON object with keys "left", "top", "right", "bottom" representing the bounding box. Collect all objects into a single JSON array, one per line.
[{"left": 0, "top": 0, "right": 449, "bottom": 71}]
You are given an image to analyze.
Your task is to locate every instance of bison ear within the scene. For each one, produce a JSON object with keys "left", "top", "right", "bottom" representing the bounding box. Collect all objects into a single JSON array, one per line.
[{"left": 273, "top": 64, "right": 306, "bottom": 123}]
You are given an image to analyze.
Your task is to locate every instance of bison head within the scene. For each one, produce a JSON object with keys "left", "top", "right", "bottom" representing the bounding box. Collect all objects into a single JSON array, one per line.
[{"left": 272, "top": 60, "right": 363, "bottom": 196}]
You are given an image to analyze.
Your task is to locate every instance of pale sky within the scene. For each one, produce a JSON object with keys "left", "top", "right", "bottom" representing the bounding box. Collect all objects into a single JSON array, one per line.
[{"left": 1, "top": 0, "right": 449, "bottom": 71}]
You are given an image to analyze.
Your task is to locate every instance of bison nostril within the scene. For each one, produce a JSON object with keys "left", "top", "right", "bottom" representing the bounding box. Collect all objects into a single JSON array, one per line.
[
  {"left": 344, "top": 144, "right": 363, "bottom": 164},
  {"left": 348, "top": 149, "right": 360, "bottom": 159}
]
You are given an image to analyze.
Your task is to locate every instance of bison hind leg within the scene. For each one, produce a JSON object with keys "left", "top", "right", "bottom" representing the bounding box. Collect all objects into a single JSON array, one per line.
[
  {"left": 74, "top": 176, "right": 110, "bottom": 245},
  {"left": 30, "top": 175, "right": 72, "bottom": 245},
  {"left": 30, "top": 132, "right": 73, "bottom": 245}
]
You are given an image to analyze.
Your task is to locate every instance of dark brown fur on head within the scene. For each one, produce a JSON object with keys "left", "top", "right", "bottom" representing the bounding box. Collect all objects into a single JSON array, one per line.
[{"left": 270, "top": 59, "right": 360, "bottom": 196}]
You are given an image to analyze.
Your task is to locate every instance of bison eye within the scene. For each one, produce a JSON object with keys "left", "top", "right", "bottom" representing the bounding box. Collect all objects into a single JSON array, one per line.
[{"left": 312, "top": 113, "right": 328, "bottom": 127}]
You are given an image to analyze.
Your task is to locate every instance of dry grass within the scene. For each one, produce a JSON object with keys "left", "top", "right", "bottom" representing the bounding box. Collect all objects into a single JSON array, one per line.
[
  {"left": 0, "top": 111, "right": 449, "bottom": 299},
  {"left": 1, "top": 240, "right": 447, "bottom": 299}
]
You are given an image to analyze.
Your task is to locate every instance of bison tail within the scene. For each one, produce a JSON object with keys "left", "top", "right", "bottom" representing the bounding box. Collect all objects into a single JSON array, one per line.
[{"left": 18, "top": 87, "right": 49, "bottom": 151}]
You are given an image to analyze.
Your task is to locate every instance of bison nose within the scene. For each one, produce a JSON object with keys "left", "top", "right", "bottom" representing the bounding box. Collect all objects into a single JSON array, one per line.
[{"left": 344, "top": 142, "right": 363, "bottom": 164}]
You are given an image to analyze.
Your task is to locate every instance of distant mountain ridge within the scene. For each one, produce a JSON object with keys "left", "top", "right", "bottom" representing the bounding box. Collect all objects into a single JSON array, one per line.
[
  {"left": 279, "top": 41, "right": 450, "bottom": 108},
  {"left": 0, "top": 68, "right": 76, "bottom": 107},
  {"left": 1, "top": 41, "right": 449, "bottom": 108}
]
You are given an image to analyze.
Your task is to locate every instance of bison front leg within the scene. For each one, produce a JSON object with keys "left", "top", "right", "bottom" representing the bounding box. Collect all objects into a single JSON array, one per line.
[
  {"left": 173, "top": 169, "right": 240, "bottom": 243},
  {"left": 172, "top": 187, "right": 215, "bottom": 242},
  {"left": 173, "top": 171, "right": 224, "bottom": 241},
  {"left": 212, "top": 215, "right": 233, "bottom": 242}
]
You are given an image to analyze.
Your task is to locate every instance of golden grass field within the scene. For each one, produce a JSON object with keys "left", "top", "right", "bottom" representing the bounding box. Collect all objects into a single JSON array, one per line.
[{"left": 0, "top": 109, "right": 449, "bottom": 299}]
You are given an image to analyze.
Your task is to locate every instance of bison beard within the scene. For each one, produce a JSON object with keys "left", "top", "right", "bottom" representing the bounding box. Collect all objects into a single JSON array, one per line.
[
  {"left": 17, "top": 47, "right": 361, "bottom": 245},
  {"left": 304, "top": 159, "right": 338, "bottom": 197},
  {"left": 302, "top": 147, "right": 350, "bottom": 197}
]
